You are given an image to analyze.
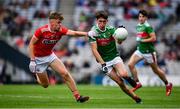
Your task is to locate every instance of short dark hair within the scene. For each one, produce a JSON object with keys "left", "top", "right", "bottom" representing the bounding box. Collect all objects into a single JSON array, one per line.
[
  {"left": 49, "top": 11, "right": 64, "bottom": 21},
  {"left": 95, "top": 11, "right": 108, "bottom": 19},
  {"left": 138, "top": 10, "right": 148, "bottom": 17}
]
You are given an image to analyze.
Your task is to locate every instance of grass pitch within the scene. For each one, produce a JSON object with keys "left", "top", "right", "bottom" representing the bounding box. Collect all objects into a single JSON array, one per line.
[{"left": 0, "top": 84, "right": 179, "bottom": 108}]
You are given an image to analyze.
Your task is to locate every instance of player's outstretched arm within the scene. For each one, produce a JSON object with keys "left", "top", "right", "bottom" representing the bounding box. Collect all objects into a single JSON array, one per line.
[
  {"left": 66, "top": 30, "right": 87, "bottom": 37},
  {"left": 28, "top": 35, "right": 39, "bottom": 73},
  {"left": 28, "top": 35, "right": 38, "bottom": 60}
]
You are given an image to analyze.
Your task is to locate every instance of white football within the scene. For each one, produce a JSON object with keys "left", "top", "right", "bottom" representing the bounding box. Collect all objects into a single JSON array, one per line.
[{"left": 113, "top": 28, "right": 128, "bottom": 41}]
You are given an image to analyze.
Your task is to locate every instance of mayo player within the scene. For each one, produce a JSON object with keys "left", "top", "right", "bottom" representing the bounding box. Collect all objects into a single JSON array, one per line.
[
  {"left": 128, "top": 10, "right": 172, "bottom": 96},
  {"left": 88, "top": 10, "right": 142, "bottom": 103}
]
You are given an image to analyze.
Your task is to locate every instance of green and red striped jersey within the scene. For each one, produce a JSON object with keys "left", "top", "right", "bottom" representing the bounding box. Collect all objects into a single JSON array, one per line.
[
  {"left": 88, "top": 25, "right": 119, "bottom": 62},
  {"left": 136, "top": 21, "right": 156, "bottom": 53}
]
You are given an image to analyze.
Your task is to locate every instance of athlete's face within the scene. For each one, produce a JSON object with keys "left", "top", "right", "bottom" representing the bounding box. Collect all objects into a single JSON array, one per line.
[
  {"left": 138, "top": 13, "right": 147, "bottom": 24},
  {"left": 96, "top": 18, "right": 108, "bottom": 30},
  {"left": 49, "top": 19, "right": 62, "bottom": 32}
]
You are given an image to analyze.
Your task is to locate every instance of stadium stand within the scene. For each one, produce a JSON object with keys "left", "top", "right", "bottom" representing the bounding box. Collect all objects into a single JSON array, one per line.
[
  {"left": 0, "top": 0, "right": 180, "bottom": 85},
  {"left": 0, "top": 0, "right": 59, "bottom": 84}
]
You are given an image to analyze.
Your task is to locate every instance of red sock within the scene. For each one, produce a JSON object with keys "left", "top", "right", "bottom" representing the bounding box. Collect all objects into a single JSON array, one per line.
[{"left": 73, "top": 91, "right": 80, "bottom": 100}]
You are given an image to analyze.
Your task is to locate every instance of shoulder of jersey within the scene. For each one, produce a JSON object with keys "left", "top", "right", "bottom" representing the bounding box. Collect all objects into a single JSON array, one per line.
[
  {"left": 91, "top": 25, "right": 97, "bottom": 30},
  {"left": 144, "top": 21, "right": 151, "bottom": 27},
  {"left": 39, "top": 24, "right": 49, "bottom": 33},
  {"left": 106, "top": 25, "right": 114, "bottom": 30}
]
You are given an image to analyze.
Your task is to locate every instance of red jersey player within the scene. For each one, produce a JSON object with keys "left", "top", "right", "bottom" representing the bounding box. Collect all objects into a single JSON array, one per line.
[{"left": 28, "top": 11, "right": 89, "bottom": 103}]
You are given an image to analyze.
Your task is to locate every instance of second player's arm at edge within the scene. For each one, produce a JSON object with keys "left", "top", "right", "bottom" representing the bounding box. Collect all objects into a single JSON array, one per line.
[
  {"left": 142, "top": 32, "right": 156, "bottom": 42},
  {"left": 90, "top": 42, "right": 106, "bottom": 65},
  {"left": 66, "top": 30, "right": 88, "bottom": 37},
  {"left": 28, "top": 35, "right": 39, "bottom": 60}
]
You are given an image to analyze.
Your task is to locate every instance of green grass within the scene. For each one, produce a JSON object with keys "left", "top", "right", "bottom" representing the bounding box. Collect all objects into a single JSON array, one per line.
[{"left": 0, "top": 84, "right": 179, "bottom": 108}]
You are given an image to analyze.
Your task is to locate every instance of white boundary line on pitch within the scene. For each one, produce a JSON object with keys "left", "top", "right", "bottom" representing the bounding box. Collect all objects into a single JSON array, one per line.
[
  {"left": 0, "top": 94, "right": 63, "bottom": 99},
  {"left": 0, "top": 94, "right": 127, "bottom": 100}
]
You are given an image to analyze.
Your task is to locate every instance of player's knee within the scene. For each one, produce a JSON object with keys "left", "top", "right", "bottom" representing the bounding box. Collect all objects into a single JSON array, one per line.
[
  {"left": 120, "top": 72, "right": 128, "bottom": 78},
  {"left": 42, "top": 84, "right": 49, "bottom": 88},
  {"left": 128, "top": 63, "right": 134, "bottom": 69},
  {"left": 40, "top": 81, "right": 49, "bottom": 88},
  {"left": 36, "top": 78, "right": 49, "bottom": 88}
]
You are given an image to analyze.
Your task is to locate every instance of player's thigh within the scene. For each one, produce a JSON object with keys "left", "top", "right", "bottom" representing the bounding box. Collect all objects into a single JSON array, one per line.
[
  {"left": 128, "top": 52, "right": 142, "bottom": 66},
  {"left": 107, "top": 69, "right": 123, "bottom": 84},
  {"left": 50, "top": 58, "right": 68, "bottom": 75},
  {"left": 114, "top": 62, "right": 128, "bottom": 77},
  {"left": 36, "top": 72, "right": 49, "bottom": 84}
]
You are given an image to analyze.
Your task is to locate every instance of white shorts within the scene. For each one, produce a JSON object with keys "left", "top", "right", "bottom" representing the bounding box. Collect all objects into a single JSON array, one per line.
[
  {"left": 34, "top": 53, "right": 58, "bottom": 73},
  {"left": 134, "top": 50, "right": 157, "bottom": 64},
  {"left": 105, "top": 57, "right": 123, "bottom": 74}
]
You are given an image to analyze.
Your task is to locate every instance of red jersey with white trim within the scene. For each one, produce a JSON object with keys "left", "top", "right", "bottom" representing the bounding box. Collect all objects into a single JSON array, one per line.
[{"left": 33, "top": 24, "right": 68, "bottom": 57}]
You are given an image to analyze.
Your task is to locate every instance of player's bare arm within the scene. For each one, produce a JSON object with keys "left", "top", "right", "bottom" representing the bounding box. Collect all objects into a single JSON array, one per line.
[
  {"left": 66, "top": 30, "right": 87, "bottom": 36},
  {"left": 28, "top": 36, "right": 39, "bottom": 60},
  {"left": 142, "top": 32, "right": 156, "bottom": 42},
  {"left": 90, "top": 42, "right": 105, "bottom": 64}
]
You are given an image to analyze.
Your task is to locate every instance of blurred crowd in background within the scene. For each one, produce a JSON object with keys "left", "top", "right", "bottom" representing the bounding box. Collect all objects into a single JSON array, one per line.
[{"left": 0, "top": 0, "right": 180, "bottom": 84}]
